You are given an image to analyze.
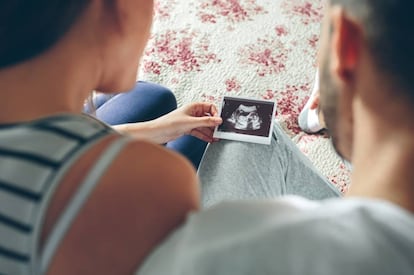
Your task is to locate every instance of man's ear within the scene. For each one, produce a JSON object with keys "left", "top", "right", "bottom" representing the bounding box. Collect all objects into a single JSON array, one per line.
[{"left": 330, "top": 7, "right": 362, "bottom": 84}]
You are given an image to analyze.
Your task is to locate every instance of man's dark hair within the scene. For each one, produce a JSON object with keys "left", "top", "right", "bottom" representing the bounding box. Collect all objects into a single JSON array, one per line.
[
  {"left": 332, "top": 0, "right": 414, "bottom": 101},
  {"left": 0, "top": 0, "right": 91, "bottom": 68}
]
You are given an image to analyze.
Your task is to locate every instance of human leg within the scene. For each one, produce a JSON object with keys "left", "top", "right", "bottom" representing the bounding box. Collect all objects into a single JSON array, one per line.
[
  {"left": 198, "top": 122, "right": 341, "bottom": 208},
  {"left": 298, "top": 70, "right": 326, "bottom": 133},
  {"left": 85, "top": 81, "right": 208, "bottom": 168},
  {"left": 87, "top": 81, "right": 177, "bottom": 124},
  {"left": 166, "top": 136, "right": 207, "bottom": 169}
]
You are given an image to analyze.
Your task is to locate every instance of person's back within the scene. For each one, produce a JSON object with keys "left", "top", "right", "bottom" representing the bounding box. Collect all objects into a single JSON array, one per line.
[
  {"left": 0, "top": 113, "right": 198, "bottom": 274},
  {"left": 138, "top": 197, "right": 414, "bottom": 275},
  {"left": 0, "top": 114, "right": 116, "bottom": 273},
  {"left": 0, "top": 1, "right": 200, "bottom": 274}
]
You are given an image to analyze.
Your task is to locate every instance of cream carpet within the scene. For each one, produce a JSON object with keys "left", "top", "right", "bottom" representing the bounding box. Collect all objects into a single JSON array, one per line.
[{"left": 139, "top": 0, "right": 351, "bottom": 192}]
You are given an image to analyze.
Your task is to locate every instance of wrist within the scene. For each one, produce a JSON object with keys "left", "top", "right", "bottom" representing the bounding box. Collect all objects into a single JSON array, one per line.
[{"left": 113, "top": 121, "right": 166, "bottom": 143}]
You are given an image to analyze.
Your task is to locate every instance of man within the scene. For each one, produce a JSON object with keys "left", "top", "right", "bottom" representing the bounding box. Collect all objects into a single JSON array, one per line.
[{"left": 137, "top": 0, "right": 414, "bottom": 274}]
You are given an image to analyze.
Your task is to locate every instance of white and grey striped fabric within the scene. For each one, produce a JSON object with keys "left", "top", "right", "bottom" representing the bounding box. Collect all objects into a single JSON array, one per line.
[{"left": 0, "top": 114, "right": 120, "bottom": 274}]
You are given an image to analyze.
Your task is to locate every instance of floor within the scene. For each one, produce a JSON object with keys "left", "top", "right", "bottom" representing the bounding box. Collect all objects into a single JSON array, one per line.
[{"left": 139, "top": 0, "right": 351, "bottom": 192}]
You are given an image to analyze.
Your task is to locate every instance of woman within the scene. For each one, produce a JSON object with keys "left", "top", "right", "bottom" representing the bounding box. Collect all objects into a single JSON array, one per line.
[{"left": 0, "top": 1, "right": 221, "bottom": 274}]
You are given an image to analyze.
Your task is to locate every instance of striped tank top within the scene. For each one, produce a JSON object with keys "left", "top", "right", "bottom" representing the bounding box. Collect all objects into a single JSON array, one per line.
[{"left": 0, "top": 114, "right": 129, "bottom": 274}]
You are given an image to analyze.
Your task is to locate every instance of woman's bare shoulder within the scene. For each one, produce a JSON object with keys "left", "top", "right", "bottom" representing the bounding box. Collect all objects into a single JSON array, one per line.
[
  {"left": 123, "top": 139, "right": 198, "bottom": 180},
  {"left": 111, "top": 139, "right": 200, "bottom": 210},
  {"left": 48, "top": 138, "right": 200, "bottom": 275}
]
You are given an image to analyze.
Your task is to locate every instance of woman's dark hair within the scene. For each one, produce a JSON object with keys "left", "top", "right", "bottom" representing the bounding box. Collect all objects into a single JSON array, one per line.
[{"left": 0, "top": 1, "right": 91, "bottom": 68}]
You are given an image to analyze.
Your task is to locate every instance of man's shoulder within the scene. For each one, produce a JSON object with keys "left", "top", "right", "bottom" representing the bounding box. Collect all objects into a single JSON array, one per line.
[
  {"left": 138, "top": 197, "right": 414, "bottom": 275},
  {"left": 197, "top": 197, "right": 414, "bottom": 274}
]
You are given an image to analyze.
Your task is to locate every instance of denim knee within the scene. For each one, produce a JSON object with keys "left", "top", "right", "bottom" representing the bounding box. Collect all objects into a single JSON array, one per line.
[{"left": 137, "top": 81, "right": 177, "bottom": 114}]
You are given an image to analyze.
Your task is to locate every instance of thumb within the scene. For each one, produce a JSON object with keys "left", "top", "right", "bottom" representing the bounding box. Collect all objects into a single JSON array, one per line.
[{"left": 188, "top": 116, "right": 222, "bottom": 128}]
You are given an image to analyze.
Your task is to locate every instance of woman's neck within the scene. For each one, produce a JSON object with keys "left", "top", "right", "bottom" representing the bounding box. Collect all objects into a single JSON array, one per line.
[{"left": 0, "top": 43, "right": 100, "bottom": 124}]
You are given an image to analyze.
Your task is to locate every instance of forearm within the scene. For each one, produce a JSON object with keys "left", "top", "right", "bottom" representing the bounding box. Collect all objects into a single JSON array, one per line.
[
  {"left": 113, "top": 121, "right": 167, "bottom": 144},
  {"left": 113, "top": 102, "right": 222, "bottom": 145}
]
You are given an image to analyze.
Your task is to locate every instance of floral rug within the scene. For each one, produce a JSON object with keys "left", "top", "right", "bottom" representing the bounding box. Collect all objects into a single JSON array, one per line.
[{"left": 139, "top": 0, "right": 351, "bottom": 192}]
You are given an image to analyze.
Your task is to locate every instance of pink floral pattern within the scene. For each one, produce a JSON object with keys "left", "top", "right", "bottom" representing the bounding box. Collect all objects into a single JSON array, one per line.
[
  {"left": 238, "top": 36, "right": 290, "bottom": 77},
  {"left": 225, "top": 77, "right": 242, "bottom": 92},
  {"left": 308, "top": 34, "right": 319, "bottom": 48},
  {"left": 154, "top": 0, "right": 177, "bottom": 20},
  {"left": 143, "top": 29, "right": 220, "bottom": 75},
  {"left": 281, "top": 0, "right": 324, "bottom": 25},
  {"left": 198, "top": 0, "right": 267, "bottom": 24},
  {"left": 140, "top": 0, "right": 351, "bottom": 191},
  {"left": 275, "top": 25, "right": 289, "bottom": 37},
  {"left": 263, "top": 83, "right": 311, "bottom": 134}
]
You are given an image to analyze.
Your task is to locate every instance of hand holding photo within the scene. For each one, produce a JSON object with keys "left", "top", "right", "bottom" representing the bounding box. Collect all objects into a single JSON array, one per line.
[{"left": 213, "top": 96, "right": 277, "bottom": 145}]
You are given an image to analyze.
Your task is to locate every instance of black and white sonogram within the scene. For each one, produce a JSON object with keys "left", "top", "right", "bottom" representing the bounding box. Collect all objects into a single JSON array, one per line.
[{"left": 213, "top": 96, "right": 276, "bottom": 145}]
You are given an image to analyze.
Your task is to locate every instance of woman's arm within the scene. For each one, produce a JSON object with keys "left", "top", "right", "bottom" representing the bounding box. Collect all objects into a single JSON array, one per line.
[{"left": 114, "top": 102, "right": 222, "bottom": 144}]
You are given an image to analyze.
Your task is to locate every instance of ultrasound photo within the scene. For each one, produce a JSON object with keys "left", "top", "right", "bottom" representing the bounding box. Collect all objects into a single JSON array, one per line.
[{"left": 214, "top": 96, "right": 276, "bottom": 144}]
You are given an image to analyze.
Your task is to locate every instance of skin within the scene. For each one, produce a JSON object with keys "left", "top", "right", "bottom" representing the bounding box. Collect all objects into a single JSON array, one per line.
[
  {"left": 318, "top": 2, "right": 414, "bottom": 212},
  {"left": 0, "top": 0, "right": 221, "bottom": 274},
  {"left": 114, "top": 102, "right": 222, "bottom": 143}
]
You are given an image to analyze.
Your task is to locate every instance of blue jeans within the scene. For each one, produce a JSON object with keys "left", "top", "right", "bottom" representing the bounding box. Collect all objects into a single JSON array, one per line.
[{"left": 84, "top": 81, "right": 208, "bottom": 168}]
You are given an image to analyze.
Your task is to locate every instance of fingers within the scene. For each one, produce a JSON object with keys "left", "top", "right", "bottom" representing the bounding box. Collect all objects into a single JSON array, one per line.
[
  {"left": 178, "top": 103, "right": 223, "bottom": 143},
  {"left": 190, "top": 127, "right": 216, "bottom": 143},
  {"left": 209, "top": 104, "right": 219, "bottom": 117},
  {"left": 188, "top": 116, "right": 222, "bottom": 130},
  {"left": 186, "top": 102, "right": 221, "bottom": 117}
]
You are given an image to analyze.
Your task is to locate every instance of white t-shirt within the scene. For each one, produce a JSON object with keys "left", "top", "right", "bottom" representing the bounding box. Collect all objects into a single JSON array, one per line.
[{"left": 137, "top": 197, "right": 414, "bottom": 275}]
